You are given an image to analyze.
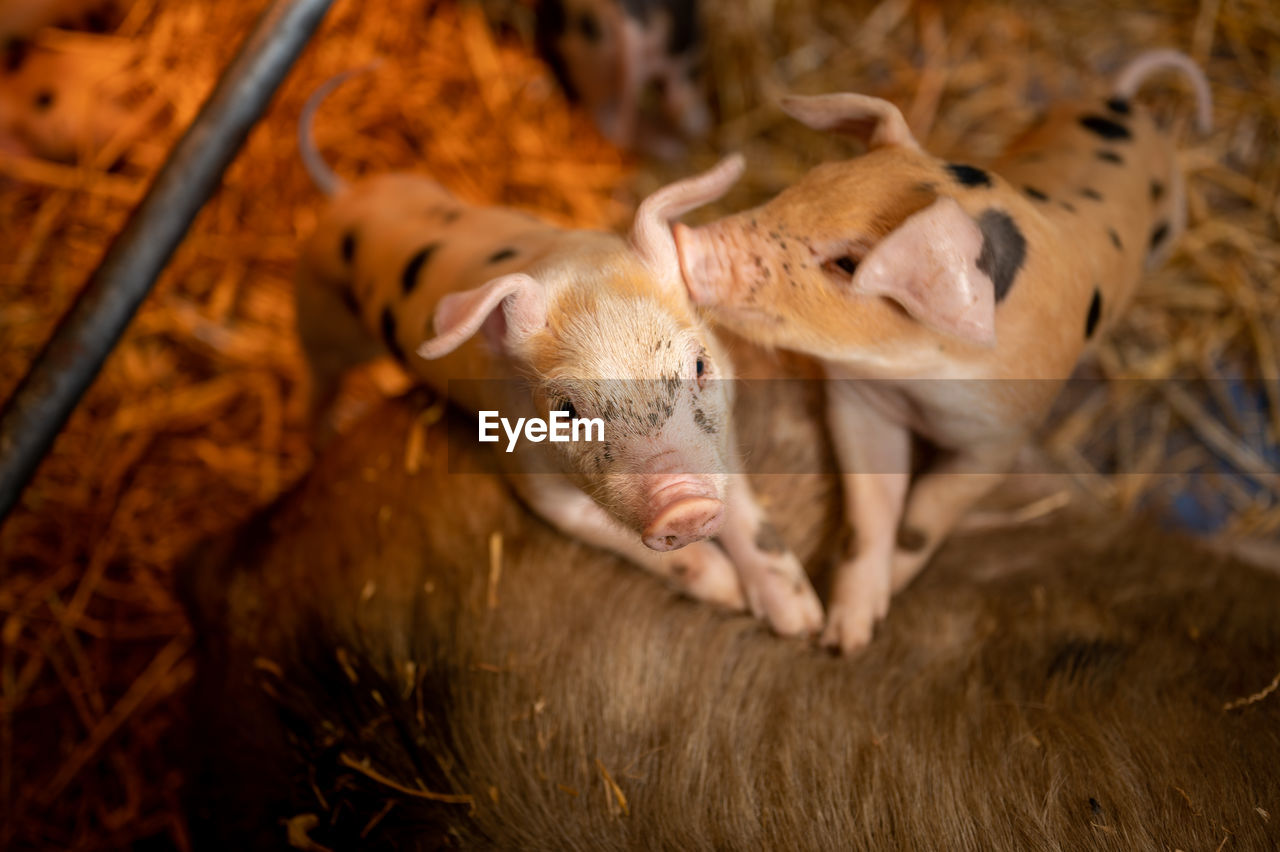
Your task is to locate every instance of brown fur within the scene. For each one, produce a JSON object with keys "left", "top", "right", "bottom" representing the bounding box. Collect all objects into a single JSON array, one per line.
[{"left": 181, "top": 350, "right": 1280, "bottom": 850}]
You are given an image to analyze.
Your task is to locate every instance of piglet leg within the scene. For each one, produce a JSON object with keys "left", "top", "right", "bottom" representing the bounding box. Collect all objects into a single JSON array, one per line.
[
  {"left": 823, "top": 382, "right": 911, "bottom": 654},
  {"left": 512, "top": 476, "right": 746, "bottom": 611},
  {"left": 295, "top": 267, "right": 387, "bottom": 445},
  {"left": 716, "top": 475, "right": 824, "bottom": 637},
  {"left": 889, "top": 442, "right": 1022, "bottom": 594}
]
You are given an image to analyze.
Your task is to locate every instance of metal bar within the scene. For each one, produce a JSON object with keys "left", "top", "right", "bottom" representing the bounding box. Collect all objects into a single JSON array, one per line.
[{"left": 0, "top": 0, "right": 336, "bottom": 524}]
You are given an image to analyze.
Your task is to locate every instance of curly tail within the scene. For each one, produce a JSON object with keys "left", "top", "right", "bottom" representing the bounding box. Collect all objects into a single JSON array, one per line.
[
  {"left": 299, "top": 61, "right": 382, "bottom": 196},
  {"left": 1112, "top": 49, "right": 1212, "bottom": 134}
]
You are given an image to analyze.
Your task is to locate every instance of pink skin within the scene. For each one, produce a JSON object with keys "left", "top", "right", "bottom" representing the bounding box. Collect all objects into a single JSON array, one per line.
[{"left": 672, "top": 55, "right": 1210, "bottom": 653}]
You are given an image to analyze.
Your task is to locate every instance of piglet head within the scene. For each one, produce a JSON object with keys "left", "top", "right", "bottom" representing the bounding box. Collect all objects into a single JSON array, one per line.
[
  {"left": 675, "top": 93, "right": 1002, "bottom": 364},
  {"left": 529, "top": 277, "right": 736, "bottom": 550},
  {"left": 508, "top": 159, "right": 747, "bottom": 549}
]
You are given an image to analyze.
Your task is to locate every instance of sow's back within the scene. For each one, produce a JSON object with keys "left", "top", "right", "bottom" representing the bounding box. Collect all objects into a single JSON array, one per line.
[{"left": 180, "top": 381, "right": 1280, "bottom": 850}]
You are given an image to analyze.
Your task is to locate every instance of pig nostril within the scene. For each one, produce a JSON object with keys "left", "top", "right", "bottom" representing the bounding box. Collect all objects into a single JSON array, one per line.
[{"left": 664, "top": 535, "right": 677, "bottom": 547}]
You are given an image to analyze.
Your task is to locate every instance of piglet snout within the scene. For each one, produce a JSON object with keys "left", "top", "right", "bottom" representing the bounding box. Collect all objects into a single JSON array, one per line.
[{"left": 642, "top": 478, "right": 724, "bottom": 551}]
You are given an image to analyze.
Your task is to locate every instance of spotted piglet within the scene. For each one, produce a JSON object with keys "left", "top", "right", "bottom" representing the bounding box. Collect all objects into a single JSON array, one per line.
[
  {"left": 294, "top": 74, "right": 823, "bottom": 637},
  {"left": 674, "top": 50, "right": 1212, "bottom": 652},
  {"left": 537, "top": 0, "right": 709, "bottom": 157}
]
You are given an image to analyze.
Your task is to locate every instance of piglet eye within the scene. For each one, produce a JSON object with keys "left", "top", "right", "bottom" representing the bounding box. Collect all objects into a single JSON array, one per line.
[
  {"left": 832, "top": 256, "right": 858, "bottom": 275},
  {"left": 696, "top": 358, "right": 705, "bottom": 378},
  {"left": 558, "top": 398, "right": 577, "bottom": 420}
]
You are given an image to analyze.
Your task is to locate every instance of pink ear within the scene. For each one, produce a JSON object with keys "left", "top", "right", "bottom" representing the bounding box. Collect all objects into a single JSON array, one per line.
[
  {"left": 780, "top": 93, "right": 921, "bottom": 152},
  {"left": 417, "top": 273, "right": 547, "bottom": 360},
  {"left": 851, "top": 198, "right": 996, "bottom": 346},
  {"left": 632, "top": 154, "right": 745, "bottom": 288}
]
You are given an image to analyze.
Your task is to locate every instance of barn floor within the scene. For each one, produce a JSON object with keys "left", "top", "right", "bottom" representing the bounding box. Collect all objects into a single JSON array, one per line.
[{"left": 0, "top": 0, "right": 1276, "bottom": 847}]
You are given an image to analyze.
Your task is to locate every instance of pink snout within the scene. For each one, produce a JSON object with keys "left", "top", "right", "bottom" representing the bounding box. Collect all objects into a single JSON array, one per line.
[{"left": 642, "top": 487, "right": 725, "bottom": 552}]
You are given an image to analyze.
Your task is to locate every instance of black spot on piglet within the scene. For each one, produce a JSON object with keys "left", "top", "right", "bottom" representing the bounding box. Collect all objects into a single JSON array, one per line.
[
  {"left": 488, "top": 247, "right": 518, "bottom": 264},
  {"left": 1105, "top": 97, "right": 1130, "bottom": 115},
  {"left": 3, "top": 39, "right": 29, "bottom": 73},
  {"left": 896, "top": 526, "right": 928, "bottom": 552},
  {"left": 380, "top": 307, "right": 407, "bottom": 364},
  {"left": 754, "top": 522, "right": 788, "bottom": 555},
  {"left": 401, "top": 243, "right": 439, "bottom": 296},
  {"left": 692, "top": 407, "right": 717, "bottom": 435},
  {"left": 340, "top": 230, "right": 357, "bottom": 264},
  {"left": 976, "top": 209, "right": 1027, "bottom": 303},
  {"left": 945, "top": 163, "right": 992, "bottom": 188},
  {"left": 1023, "top": 186, "right": 1049, "bottom": 202},
  {"left": 339, "top": 286, "right": 360, "bottom": 316},
  {"left": 33, "top": 89, "right": 56, "bottom": 111},
  {"left": 1149, "top": 221, "right": 1170, "bottom": 252},
  {"left": 1095, "top": 150, "right": 1124, "bottom": 165},
  {"left": 1107, "top": 228, "right": 1122, "bottom": 251},
  {"left": 1079, "top": 115, "right": 1132, "bottom": 141},
  {"left": 576, "top": 12, "right": 602, "bottom": 43},
  {"left": 1085, "top": 288, "right": 1102, "bottom": 339},
  {"left": 1150, "top": 180, "right": 1165, "bottom": 202}
]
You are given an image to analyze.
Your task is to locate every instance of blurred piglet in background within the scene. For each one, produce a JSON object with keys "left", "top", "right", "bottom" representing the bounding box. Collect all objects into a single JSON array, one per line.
[
  {"left": 536, "top": 0, "right": 710, "bottom": 157},
  {"left": 0, "top": 39, "right": 134, "bottom": 163},
  {"left": 0, "top": 0, "right": 139, "bottom": 164}
]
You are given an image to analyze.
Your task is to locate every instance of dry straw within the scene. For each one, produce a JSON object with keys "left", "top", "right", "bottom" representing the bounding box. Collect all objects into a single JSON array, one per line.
[{"left": 0, "top": 0, "right": 1275, "bottom": 846}]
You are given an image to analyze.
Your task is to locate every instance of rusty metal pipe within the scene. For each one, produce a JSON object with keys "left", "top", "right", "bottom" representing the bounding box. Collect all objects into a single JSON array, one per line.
[{"left": 0, "top": 0, "right": 336, "bottom": 523}]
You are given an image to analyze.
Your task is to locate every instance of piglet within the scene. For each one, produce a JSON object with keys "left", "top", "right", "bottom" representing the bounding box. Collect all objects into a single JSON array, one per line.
[
  {"left": 674, "top": 50, "right": 1213, "bottom": 652},
  {"left": 536, "top": 0, "right": 710, "bottom": 157},
  {"left": 294, "top": 71, "right": 823, "bottom": 636},
  {"left": 0, "top": 39, "right": 132, "bottom": 163}
]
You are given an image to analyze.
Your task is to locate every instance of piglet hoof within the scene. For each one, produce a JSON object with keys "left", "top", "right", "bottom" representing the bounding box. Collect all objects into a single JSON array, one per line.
[
  {"left": 741, "top": 556, "right": 825, "bottom": 638},
  {"left": 660, "top": 540, "right": 746, "bottom": 612},
  {"left": 820, "top": 563, "right": 891, "bottom": 655},
  {"left": 820, "top": 605, "right": 878, "bottom": 655}
]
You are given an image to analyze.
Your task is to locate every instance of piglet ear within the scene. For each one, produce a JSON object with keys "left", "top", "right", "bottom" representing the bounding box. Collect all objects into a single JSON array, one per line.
[
  {"left": 851, "top": 197, "right": 996, "bottom": 346},
  {"left": 632, "top": 154, "right": 745, "bottom": 287},
  {"left": 417, "top": 273, "right": 547, "bottom": 359},
  {"left": 780, "top": 93, "right": 921, "bottom": 152}
]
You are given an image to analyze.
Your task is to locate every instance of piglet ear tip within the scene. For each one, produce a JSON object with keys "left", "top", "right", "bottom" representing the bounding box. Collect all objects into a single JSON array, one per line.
[
  {"left": 777, "top": 95, "right": 805, "bottom": 116},
  {"left": 779, "top": 93, "right": 833, "bottom": 115},
  {"left": 707, "top": 152, "right": 745, "bottom": 181},
  {"left": 416, "top": 339, "right": 446, "bottom": 360}
]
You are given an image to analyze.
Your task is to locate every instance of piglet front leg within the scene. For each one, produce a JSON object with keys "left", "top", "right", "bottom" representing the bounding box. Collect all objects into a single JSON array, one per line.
[
  {"left": 716, "top": 475, "right": 824, "bottom": 637},
  {"left": 513, "top": 476, "right": 746, "bottom": 611},
  {"left": 823, "top": 381, "right": 912, "bottom": 654}
]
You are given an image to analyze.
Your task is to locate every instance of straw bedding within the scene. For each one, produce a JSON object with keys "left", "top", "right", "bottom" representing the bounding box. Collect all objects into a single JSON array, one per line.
[{"left": 0, "top": 0, "right": 1275, "bottom": 847}]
